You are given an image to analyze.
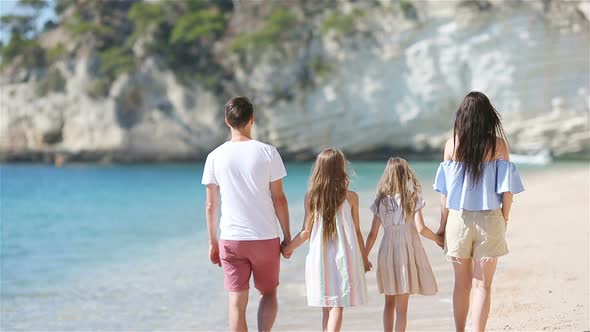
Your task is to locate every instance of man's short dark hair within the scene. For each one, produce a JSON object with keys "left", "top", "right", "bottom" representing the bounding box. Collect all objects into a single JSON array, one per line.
[{"left": 225, "top": 97, "right": 253, "bottom": 129}]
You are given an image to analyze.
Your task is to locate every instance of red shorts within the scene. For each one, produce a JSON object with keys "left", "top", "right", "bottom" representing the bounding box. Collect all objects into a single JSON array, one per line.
[{"left": 219, "top": 237, "right": 280, "bottom": 293}]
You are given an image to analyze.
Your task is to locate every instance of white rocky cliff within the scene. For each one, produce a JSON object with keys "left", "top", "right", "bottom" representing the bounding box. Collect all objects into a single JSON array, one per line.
[{"left": 0, "top": 0, "right": 588, "bottom": 161}]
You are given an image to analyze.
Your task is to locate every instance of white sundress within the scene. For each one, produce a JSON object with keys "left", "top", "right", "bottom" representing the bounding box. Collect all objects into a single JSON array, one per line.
[
  {"left": 305, "top": 199, "right": 368, "bottom": 307},
  {"left": 370, "top": 194, "right": 438, "bottom": 296}
]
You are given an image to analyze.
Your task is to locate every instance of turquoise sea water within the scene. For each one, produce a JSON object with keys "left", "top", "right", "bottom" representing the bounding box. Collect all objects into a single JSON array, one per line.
[{"left": 0, "top": 161, "right": 559, "bottom": 330}]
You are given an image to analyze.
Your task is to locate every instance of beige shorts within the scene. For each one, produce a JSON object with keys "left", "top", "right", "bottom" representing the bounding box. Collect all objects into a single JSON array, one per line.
[{"left": 444, "top": 209, "right": 508, "bottom": 260}]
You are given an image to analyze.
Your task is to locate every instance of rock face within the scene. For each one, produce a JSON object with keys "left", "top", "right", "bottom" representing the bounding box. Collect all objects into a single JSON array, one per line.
[{"left": 1, "top": 0, "right": 589, "bottom": 162}]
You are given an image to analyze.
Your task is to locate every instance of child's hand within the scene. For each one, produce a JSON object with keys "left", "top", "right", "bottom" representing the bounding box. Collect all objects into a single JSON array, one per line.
[
  {"left": 363, "top": 259, "right": 372, "bottom": 272},
  {"left": 434, "top": 235, "right": 444, "bottom": 249}
]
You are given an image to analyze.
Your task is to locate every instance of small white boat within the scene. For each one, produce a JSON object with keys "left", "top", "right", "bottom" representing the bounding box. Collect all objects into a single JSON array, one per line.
[{"left": 510, "top": 149, "right": 552, "bottom": 165}]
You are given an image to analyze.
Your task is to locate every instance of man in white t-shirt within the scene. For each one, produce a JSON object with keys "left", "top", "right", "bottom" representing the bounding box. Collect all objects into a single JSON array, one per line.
[{"left": 201, "top": 96, "right": 291, "bottom": 332}]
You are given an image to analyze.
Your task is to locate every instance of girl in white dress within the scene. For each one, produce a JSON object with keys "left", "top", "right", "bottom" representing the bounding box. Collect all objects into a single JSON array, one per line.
[
  {"left": 283, "top": 148, "right": 370, "bottom": 332},
  {"left": 365, "top": 157, "right": 442, "bottom": 332}
]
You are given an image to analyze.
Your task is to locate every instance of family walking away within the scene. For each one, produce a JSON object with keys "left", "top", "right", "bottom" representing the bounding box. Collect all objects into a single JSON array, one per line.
[{"left": 202, "top": 92, "right": 524, "bottom": 332}]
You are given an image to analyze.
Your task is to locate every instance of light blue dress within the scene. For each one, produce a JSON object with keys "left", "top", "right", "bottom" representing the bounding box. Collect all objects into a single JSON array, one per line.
[{"left": 433, "top": 159, "right": 525, "bottom": 211}]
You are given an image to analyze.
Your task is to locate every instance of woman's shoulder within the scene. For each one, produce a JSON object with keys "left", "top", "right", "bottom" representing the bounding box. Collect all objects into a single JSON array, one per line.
[
  {"left": 442, "top": 137, "right": 510, "bottom": 162},
  {"left": 494, "top": 137, "right": 510, "bottom": 160},
  {"left": 443, "top": 138, "right": 455, "bottom": 161}
]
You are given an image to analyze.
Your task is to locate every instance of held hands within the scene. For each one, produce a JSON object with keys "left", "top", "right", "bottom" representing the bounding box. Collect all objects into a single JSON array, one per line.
[
  {"left": 363, "top": 259, "right": 372, "bottom": 272},
  {"left": 209, "top": 242, "right": 221, "bottom": 267},
  {"left": 280, "top": 239, "right": 293, "bottom": 259},
  {"left": 435, "top": 225, "right": 445, "bottom": 250},
  {"left": 435, "top": 226, "right": 445, "bottom": 238},
  {"left": 281, "top": 241, "right": 293, "bottom": 259},
  {"left": 434, "top": 235, "right": 444, "bottom": 250}
]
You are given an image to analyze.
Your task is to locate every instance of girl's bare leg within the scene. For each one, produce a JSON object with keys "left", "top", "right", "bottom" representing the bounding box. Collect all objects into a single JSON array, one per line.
[
  {"left": 452, "top": 258, "right": 473, "bottom": 332},
  {"left": 383, "top": 295, "right": 396, "bottom": 332},
  {"left": 322, "top": 308, "right": 329, "bottom": 332},
  {"left": 471, "top": 258, "right": 498, "bottom": 332},
  {"left": 326, "top": 307, "right": 343, "bottom": 332},
  {"left": 394, "top": 294, "right": 410, "bottom": 332}
]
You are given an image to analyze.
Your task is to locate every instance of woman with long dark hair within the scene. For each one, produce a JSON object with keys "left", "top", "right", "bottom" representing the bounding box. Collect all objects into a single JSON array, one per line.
[{"left": 434, "top": 91, "right": 525, "bottom": 331}]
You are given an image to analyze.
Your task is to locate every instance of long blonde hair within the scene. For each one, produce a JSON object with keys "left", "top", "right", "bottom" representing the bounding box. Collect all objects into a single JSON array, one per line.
[
  {"left": 306, "top": 148, "right": 350, "bottom": 241},
  {"left": 374, "top": 157, "right": 422, "bottom": 222}
]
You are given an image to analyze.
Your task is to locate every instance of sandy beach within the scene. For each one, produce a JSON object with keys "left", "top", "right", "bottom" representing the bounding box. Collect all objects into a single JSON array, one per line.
[
  {"left": 2, "top": 163, "right": 587, "bottom": 331},
  {"left": 269, "top": 164, "right": 590, "bottom": 331}
]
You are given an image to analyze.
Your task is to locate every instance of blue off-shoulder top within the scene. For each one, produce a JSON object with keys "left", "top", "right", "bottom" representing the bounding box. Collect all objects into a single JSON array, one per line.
[{"left": 433, "top": 159, "right": 525, "bottom": 211}]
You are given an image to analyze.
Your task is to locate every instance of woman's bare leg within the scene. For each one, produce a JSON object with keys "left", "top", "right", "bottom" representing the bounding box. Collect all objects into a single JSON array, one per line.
[
  {"left": 452, "top": 258, "right": 473, "bottom": 332},
  {"left": 471, "top": 258, "right": 498, "bottom": 332},
  {"left": 394, "top": 294, "right": 410, "bottom": 332},
  {"left": 383, "top": 295, "right": 396, "bottom": 332}
]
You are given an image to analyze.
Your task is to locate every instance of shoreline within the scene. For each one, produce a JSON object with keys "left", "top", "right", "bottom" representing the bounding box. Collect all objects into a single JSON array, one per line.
[
  {"left": 0, "top": 150, "right": 442, "bottom": 164},
  {"left": 1, "top": 157, "right": 589, "bottom": 166},
  {"left": 2, "top": 148, "right": 588, "bottom": 164}
]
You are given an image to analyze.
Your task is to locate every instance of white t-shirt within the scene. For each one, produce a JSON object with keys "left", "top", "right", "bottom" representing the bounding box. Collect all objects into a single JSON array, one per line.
[{"left": 201, "top": 140, "right": 287, "bottom": 240}]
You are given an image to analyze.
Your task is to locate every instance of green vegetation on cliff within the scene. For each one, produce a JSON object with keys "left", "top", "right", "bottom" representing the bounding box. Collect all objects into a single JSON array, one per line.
[
  {"left": 0, "top": 0, "right": 48, "bottom": 67},
  {"left": 1, "top": 0, "right": 233, "bottom": 87},
  {"left": 229, "top": 8, "right": 298, "bottom": 54},
  {"left": 0, "top": 0, "right": 381, "bottom": 96},
  {"left": 321, "top": 10, "right": 363, "bottom": 36}
]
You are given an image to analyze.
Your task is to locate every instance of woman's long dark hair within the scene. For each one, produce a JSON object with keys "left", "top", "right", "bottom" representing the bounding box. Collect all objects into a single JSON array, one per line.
[{"left": 453, "top": 91, "right": 507, "bottom": 183}]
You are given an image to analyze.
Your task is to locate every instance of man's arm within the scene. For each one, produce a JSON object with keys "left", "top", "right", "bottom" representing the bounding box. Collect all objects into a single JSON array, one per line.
[
  {"left": 270, "top": 179, "right": 291, "bottom": 246},
  {"left": 205, "top": 184, "right": 221, "bottom": 266}
]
